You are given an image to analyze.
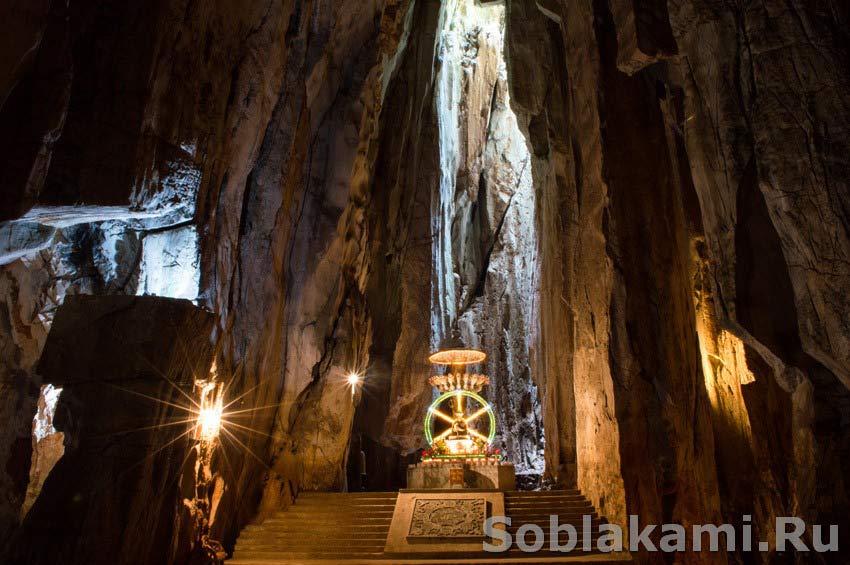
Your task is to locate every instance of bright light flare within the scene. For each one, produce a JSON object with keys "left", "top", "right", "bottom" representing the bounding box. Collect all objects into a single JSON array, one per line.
[
  {"left": 195, "top": 383, "right": 223, "bottom": 443},
  {"left": 346, "top": 372, "right": 364, "bottom": 400},
  {"left": 197, "top": 402, "right": 223, "bottom": 442},
  {"left": 445, "top": 438, "right": 477, "bottom": 454},
  {"left": 106, "top": 348, "right": 290, "bottom": 487}
]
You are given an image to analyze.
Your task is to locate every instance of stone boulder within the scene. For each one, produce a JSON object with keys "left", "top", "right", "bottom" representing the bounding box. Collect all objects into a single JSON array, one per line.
[{"left": 5, "top": 295, "right": 214, "bottom": 565}]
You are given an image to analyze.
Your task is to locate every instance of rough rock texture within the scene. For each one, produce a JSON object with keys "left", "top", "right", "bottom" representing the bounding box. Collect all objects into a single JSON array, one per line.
[
  {"left": 0, "top": 206, "right": 199, "bottom": 540},
  {"left": 0, "top": 0, "right": 432, "bottom": 556},
  {"left": 0, "top": 0, "right": 849, "bottom": 563},
  {"left": 431, "top": 0, "right": 543, "bottom": 475},
  {"left": 504, "top": 0, "right": 850, "bottom": 561},
  {"left": 6, "top": 295, "right": 214, "bottom": 565},
  {"left": 667, "top": 0, "right": 850, "bottom": 552},
  {"left": 20, "top": 384, "right": 63, "bottom": 521}
]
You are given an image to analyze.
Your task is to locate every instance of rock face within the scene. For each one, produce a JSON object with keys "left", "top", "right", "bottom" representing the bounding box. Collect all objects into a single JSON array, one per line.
[
  {"left": 20, "top": 384, "right": 63, "bottom": 521},
  {"left": 502, "top": 0, "right": 850, "bottom": 560},
  {"left": 6, "top": 295, "right": 214, "bottom": 564},
  {"left": 430, "top": 0, "right": 543, "bottom": 475},
  {"left": 0, "top": 205, "right": 199, "bottom": 541},
  {"left": 0, "top": 0, "right": 848, "bottom": 563}
]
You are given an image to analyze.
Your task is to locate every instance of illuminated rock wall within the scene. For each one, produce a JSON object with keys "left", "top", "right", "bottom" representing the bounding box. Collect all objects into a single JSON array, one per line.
[
  {"left": 504, "top": 0, "right": 850, "bottom": 560},
  {"left": 0, "top": 0, "right": 848, "bottom": 563},
  {"left": 431, "top": 0, "right": 544, "bottom": 475}
]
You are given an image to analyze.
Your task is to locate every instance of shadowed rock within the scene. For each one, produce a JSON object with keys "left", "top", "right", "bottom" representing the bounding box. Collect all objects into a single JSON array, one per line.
[{"left": 5, "top": 295, "right": 213, "bottom": 565}]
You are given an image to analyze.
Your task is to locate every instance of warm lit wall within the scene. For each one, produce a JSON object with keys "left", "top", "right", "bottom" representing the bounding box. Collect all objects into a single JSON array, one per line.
[
  {"left": 504, "top": 0, "right": 850, "bottom": 561},
  {"left": 0, "top": 0, "right": 848, "bottom": 563}
]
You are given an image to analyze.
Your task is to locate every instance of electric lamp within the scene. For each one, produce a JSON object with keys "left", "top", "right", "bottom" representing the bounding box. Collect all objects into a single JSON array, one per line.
[
  {"left": 197, "top": 403, "right": 222, "bottom": 442},
  {"left": 346, "top": 371, "right": 364, "bottom": 401},
  {"left": 195, "top": 381, "right": 223, "bottom": 443}
]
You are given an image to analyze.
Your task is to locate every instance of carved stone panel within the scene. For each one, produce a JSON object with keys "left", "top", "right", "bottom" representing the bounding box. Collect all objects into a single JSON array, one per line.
[{"left": 407, "top": 498, "right": 487, "bottom": 538}]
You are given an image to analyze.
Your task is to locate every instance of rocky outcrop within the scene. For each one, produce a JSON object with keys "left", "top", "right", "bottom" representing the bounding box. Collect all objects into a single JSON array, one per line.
[
  {"left": 6, "top": 295, "right": 214, "bottom": 564},
  {"left": 0, "top": 0, "right": 848, "bottom": 563},
  {"left": 430, "top": 0, "right": 543, "bottom": 475},
  {"left": 19, "top": 384, "right": 63, "bottom": 522},
  {"left": 504, "top": 0, "right": 849, "bottom": 560},
  {"left": 0, "top": 206, "right": 200, "bottom": 540},
  {"left": 667, "top": 0, "right": 850, "bottom": 551}
]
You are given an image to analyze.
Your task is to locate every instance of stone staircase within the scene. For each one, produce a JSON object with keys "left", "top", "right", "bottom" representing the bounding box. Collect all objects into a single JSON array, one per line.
[
  {"left": 503, "top": 490, "right": 607, "bottom": 557},
  {"left": 228, "top": 490, "right": 631, "bottom": 564},
  {"left": 229, "top": 492, "right": 396, "bottom": 563}
]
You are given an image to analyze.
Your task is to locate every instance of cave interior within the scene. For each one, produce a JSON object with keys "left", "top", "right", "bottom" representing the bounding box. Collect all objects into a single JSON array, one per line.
[{"left": 1, "top": 0, "right": 849, "bottom": 563}]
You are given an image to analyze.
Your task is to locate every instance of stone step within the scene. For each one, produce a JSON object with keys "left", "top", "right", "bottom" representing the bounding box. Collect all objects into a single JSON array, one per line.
[
  {"left": 291, "top": 499, "right": 397, "bottom": 505},
  {"left": 505, "top": 527, "right": 603, "bottom": 535},
  {"left": 508, "top": 517, "right": 602, "bottom": 526},
  {"left": 505, "top": 504, "right": 595, "bottom": 515},
  {"left": 507, "top": 515, "right": 599, "bottom": 523},
  {"left": 235, "top": 542, "right": 388, "bottom": 552},
  {"left": 506, "top": 496, "right": 591, "bottom": 504},
  {"left": 505, "top": 490, "right": 582, "bottom": 497},
  {"left": 284, "top": 506, "right": 395, "bottom": 512},
  {"left": 229, "top": 557, "right": 632, "bottom": 564},
  {"left": 297, "top": 492, "right": 399, "bottom": 499},
  {"left": 506, "top": 527, "right": 604, "bottom": 535},
  {"left": 248, "top": 529, "right": 389, "bottom": 537},
  {"left": 239, "top": 532, "right": 389, "bottom": 541},
  {"left": 292, "top": 501, "right": 398, "bottom": 508},
  {"left": 504, "top": 549, "right": 606, "bottom": 556},
  {"left": 261, "top": 517, "right": 393, "bottom": 524},
  {"left": 293, "top": 497, "right": 399, "bottom": 504},
  {"left": 238, "top": 529, "right": 389, "bottom": 537},
  {"left": 229, "top": 490, "right": 630, "bottom": 564},
  {"left": 287, "top": 507, "right": 395, "bottom": 513},
  {"left": 506, "top": 499, "right": 589, "bottom": 506},
  {"left": 501, "top": 534, "right": 604, "bottom": 541},
  {"left": 506, "top": 528, "right": 603, "bottom": 534},
  {"left": 229, "top": 550, "right": 627, "bottom": 563},
  {"left": 286, "top": 503, "right": 395, "bottom": 510},
  {"left": 241, "top": 525, "right": 390, "bottom": 534},
  {"left": 508, "top": 504, "right": 591, "bottom": 511},
  {"left": 239, "top": 533, "right": 388, "bottom": 541},
  {"left": 236, "top": 537, "right": 388, "bottom": 546},
  {"left": 262, "top": 516, "right": 393, "bottom": 525},
  {"left": 236, "top": 542, "right": 386, "bottom": 551},
  {"left": 256, "top": 522, "right": 391, "bottom": 530},
  {"left": 506, "top": 495, "right": 588, "bottom": 503},
  {"left": 505, "top": 493, "right": 586, "bottom": 499},
  {"left": 285, "top": 503, "right": 392, "bottom": 508},
  {"left": 506, "top": 532, "right": 604, "bottom": 540},
  {"left": 232, "top": 551, "right": 386, "bottom": 561},
  {"left": 507, "top": 500, "right": 589, "bottom": 505},
  {"left": 508, "top": 506, "right": 595, "bottom": 513},
  {"left": 241, "top": 528, "right": 390, "bottom": 537},
  {"left": 507, "top": 507, "right": 594, "bottom": 515},
  {"left": 231, "top": 548, "right": 613, "bottom": 559},
  {"left": 506, "top": 532, "right": 604, "bottom": 539},
  {"left": 276, "top": 511, "right": 395, "bottom": 519},
  {"left": 246, "top": 517, "right": 392, "bottom": 532}
]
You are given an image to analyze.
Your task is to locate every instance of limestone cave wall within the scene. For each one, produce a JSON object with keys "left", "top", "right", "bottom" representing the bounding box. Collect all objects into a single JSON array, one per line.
[
  {"left": 503, "top": 0, "right": 850, "bottom": 561},
  {"left": 0, "top": 0, "right": 848, "bottom": 563}
]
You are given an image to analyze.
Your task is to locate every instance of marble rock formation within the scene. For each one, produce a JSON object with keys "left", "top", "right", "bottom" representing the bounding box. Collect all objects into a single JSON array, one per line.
[
  {"left": 0, "top": 0, "right": 848, "bottom": 563},
  {"left": 6, "top": 295, "right": 214, "bottom": 564}
]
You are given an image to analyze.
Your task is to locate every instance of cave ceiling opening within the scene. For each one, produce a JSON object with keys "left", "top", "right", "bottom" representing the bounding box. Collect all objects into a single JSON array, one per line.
[{"left": 427, "top": 0, "right": 545, "bottom": 477}]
